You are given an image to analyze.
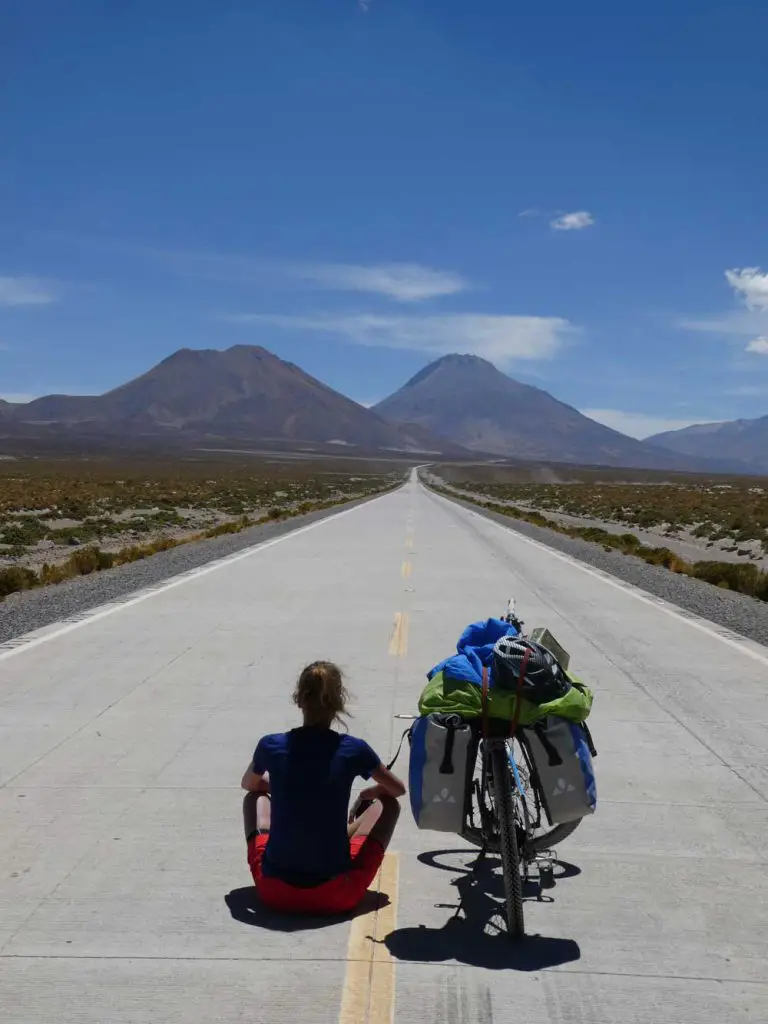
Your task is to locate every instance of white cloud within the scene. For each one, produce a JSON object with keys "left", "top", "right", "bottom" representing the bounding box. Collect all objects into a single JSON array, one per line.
[
  {"left": 681, "top": 266, "right": 768, "bottom": 345},
  {"left": 0, "top": 276, "right": 60, "bottom": 306},
  {"left": 581, "top": 408, "right": 719, "bottom": 440},
  {"left": 359, "top": 0, "right": 371, "bottom": 9},
  {"left": 292, "top": 262, "right": 469, "bottom": 302},
  {"left": 550, "top": 211, "right": 595, "bottom": 232},
  {"left": 224, "top": 312, "right": 575, "bottom": 366},
  {"left": 725, "top": 268, "right": 768, "bottom": 310},
  {"left": 746, "top": 336, "right": 768, "bottom": 355}
]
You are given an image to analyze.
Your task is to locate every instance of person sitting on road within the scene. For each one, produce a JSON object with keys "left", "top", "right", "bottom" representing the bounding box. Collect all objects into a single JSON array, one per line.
[{"left": 241, "top": 660, "right": 405, "bottom": 915}]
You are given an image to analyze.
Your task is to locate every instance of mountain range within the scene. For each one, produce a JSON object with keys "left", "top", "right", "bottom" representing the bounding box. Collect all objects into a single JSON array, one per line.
[
  {"left": 646, "top": 417, "right": 768, "bottom": 473},
  {"left": 1, "top": 345, "right": 764, "bottom": 473},
  {"left": 0, "top": 346, "right": 467, "bottom": 456}
]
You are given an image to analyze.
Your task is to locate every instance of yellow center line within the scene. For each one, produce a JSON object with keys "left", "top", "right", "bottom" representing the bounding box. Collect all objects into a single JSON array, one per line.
[
  {"left": 387, "top": 612, "right": 409, "bottom": 657},
  {"left": 400, "top": 560, "right": 411, "bottom": 579},
  {"left": 338, "top": 854, "right": 400, "bottom": 1024}
]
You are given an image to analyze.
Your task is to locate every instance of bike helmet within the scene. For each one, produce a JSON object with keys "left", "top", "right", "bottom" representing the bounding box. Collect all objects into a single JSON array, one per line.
[{"left": 492, "top": 636, "right": 570, "bottom": 704}]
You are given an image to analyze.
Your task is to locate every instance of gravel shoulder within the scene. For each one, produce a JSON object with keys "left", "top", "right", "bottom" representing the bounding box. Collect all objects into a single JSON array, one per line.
[
  {"left": 432, "top": 488, "right": 768, "bottom": 649},
  {"left": 0, "top": 492, "right": 385, "bottom": 644}
]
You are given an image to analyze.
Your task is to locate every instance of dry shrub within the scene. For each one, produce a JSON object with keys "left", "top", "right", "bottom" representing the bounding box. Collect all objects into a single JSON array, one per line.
[
  {"left": 69, "top": 547, "right": 115, "bottom": 575},
  {"left": 688, "top": 561, "right": 767, "bottom": 597},
  {"left": 204, "top": 516, "right": 251, "bottom": 539},
  {"left": 0, "top": 565, "right": 38, "bottom": 597}
]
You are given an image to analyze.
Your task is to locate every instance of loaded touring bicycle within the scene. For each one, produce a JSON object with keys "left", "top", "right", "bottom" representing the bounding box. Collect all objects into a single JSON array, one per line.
[{"left": 395, "top": 600, "right": 597, "bottom": 939}]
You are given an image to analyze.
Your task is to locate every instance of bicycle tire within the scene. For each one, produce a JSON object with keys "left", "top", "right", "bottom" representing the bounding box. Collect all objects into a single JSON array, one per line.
[
  {"left": 528, "top": 818, "right": 582, "bottom": 853},
  {"left": 490, "top": 746, "right": 525, "bottom": 940}
]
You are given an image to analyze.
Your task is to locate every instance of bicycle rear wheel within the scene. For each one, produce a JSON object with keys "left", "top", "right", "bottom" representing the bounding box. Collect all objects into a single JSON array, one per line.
[{"left": 490, "top": 745, "right": 525, "bottom": 939}]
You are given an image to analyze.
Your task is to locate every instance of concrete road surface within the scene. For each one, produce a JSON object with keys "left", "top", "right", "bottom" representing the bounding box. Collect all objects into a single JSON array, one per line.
[{"left": 1, "top": 473, "right": 767, "bottom": 1023}]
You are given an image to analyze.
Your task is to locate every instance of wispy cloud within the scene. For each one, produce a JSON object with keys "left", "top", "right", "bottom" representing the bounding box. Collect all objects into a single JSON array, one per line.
[
  {"left": 681, "top": 266, "right": 768, "bottom": 355},
  {"left": 581, "top": 408, "right": 718, "bottom": 440},
  {"left": 0, "top": 276, "right": 61, "bottom": 306},
  {"left": 222, "top": 312, "right": 575, "bottom": 366},
  {"left": 726, "top": 384, "right": 768, "bottom": 396},
  {"left": 550, "top": 211, "right": 595, "bottom": 231},
  {"left": 678, "top": 313, "right": 757, "bottom": 335},
  {"left": 292, "top": 262, "right": 470, "bottom": 302},
  {"left": 359, "top": 0, "right": 371, "bottom": 10},
  {"left": 119, "top": 245, "right": 469, "bottom": 303}
]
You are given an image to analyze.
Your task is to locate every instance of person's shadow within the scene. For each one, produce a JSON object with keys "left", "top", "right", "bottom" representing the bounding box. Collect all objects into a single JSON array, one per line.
[
  {"left": 382, "top": 850, "right": 582, "bottom": 971},
  {"left": 225, "top": 886, "right": 390, "bottom": 932}
]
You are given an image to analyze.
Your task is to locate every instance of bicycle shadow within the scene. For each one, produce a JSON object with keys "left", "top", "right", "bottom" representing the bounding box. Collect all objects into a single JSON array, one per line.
[
  {"left": 225, "top": 886, "right": 390, "bottom": 932},
  {"left": 382, "top": 850, "right": 581, "bottom": 971}
]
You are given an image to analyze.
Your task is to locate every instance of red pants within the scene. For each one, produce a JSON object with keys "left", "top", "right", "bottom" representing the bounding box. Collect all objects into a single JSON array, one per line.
[{"left": 247, "top": 834, "right": 385, "bottom": 915}]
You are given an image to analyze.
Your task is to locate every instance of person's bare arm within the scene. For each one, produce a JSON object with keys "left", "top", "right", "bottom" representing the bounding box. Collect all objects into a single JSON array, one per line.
[
  {"left": 240, "top": 764, "right": 270, "bottom": 793},
  {"left": 359, "top": 763, "right": 406, "bottom": 801}
]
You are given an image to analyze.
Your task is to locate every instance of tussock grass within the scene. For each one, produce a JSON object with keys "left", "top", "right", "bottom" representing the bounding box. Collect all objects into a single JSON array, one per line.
[{"left": 436, "top": 463, "right": 768, "bottom": 553}]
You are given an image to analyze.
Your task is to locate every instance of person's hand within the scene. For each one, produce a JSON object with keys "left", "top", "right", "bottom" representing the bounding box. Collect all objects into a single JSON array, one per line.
[{"left": 348, "top": 794, "right": 373, "bottom": 824}]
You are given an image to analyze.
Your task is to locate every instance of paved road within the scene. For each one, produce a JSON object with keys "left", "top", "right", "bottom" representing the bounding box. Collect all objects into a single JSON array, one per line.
[{"left": 1, "top": 474, "right": 766, "bottom": 1023}]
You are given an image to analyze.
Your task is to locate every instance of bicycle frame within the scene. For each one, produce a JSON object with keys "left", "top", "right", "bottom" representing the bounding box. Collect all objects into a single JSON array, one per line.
[{"left": 461, "top": 728, "right": 547, "bottom": 864}]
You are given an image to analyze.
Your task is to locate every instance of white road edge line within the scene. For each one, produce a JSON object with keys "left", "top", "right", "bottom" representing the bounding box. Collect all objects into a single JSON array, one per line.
[
  {"left": 433, "top": 491, "right": 768, "bottom": 668},
  {"left": 0, "top": 498, "right": 377, "bottom": 662}
]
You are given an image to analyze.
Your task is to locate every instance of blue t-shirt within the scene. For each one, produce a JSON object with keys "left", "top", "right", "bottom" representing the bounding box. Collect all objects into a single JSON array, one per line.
[{"left": 252, "top": 726, "right": 380, "bottom": 887}]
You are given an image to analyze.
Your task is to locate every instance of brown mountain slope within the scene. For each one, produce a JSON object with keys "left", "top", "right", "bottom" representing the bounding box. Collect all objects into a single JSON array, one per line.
[
  {"left": 374, "top": 354, "right": 745, "bottom": 472},
  {"left": 3, "top": 346, "right": 466, "bottom": 454}
]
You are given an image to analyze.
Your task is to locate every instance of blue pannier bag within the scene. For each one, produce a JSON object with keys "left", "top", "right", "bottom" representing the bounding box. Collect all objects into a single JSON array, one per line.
[
  {"left": 408, "top": 713, "right": 472, "bottom": 833},
  {"left": 525, "top": 717, "right": 597, "bottom": 825}
]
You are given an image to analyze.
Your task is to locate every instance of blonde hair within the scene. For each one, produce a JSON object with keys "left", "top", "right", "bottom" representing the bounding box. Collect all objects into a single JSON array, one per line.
[{"left": 293, "top": 661, "right": 349, "bottom": 726}]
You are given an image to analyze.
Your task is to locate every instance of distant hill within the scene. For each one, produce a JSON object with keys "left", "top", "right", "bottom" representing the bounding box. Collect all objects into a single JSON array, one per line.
[
  {"left": 646, "top": 416, "right": 768, "bottom": 473},
  {"left": 374, "top": 354, "right": 746, "bottom": 472},
  {"left": 0, "top": 345, "right": 468, "bottom": 456}
]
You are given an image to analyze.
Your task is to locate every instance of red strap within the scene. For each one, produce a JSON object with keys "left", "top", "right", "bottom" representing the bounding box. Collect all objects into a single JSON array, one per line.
[
  {"left": 509, "top": 646, "right": 530, "bottom": 738},
  {"left": 481, "top": 666, "right": 490, "bottom": 739}
]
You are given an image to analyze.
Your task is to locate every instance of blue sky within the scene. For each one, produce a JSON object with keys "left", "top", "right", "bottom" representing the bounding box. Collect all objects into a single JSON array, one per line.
[{"left": 2, "top": 0, "right": 768, "bottom": 438}]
